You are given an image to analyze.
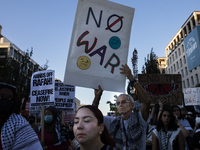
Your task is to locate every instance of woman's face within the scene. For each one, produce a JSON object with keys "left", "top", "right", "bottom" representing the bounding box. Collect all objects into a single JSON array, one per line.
[
  {"left": 172, "top": 107, "right": 180, "bottom": 117},
  {"left": 44, "top": 109, "right": 53, "bottom": 116},
  {"left": 161, "top": 111, "right": 171, "bottom": 126},
  {"left": 73, "top": 108, "right": 103, "bottom": 145}
]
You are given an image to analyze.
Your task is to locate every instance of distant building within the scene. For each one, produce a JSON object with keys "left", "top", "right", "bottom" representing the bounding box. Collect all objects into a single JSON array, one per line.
[
  {"left": 157, "top": 57, "right": 167, "bottom": 74},
  {"left": 75, "top": 97, "right": 81, "bottom": 111},
  {"left": 165, "top": 11, "right": 200, "bottom": 88},
  {"left": 0, "top": 25, "right": 43, "bottom": 74}
]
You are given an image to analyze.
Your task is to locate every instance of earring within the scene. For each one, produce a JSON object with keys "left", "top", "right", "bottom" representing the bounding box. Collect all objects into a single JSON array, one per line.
[{"left": 99, "top": 132, "right": 102, "bottom": 135}]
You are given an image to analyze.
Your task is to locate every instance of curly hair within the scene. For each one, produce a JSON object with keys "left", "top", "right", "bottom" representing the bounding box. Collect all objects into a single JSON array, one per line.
[{"left": 156, "top": 108, "right": 179, "bottom": 132}]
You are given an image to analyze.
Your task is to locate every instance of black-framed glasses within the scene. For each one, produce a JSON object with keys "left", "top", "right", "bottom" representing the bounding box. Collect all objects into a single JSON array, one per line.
[{"left": 116, "top": 100, "right": 130, "bottom": 106}]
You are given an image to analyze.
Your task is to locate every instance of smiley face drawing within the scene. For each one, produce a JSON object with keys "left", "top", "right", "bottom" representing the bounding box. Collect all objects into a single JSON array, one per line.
[{"left": 77, "top": 56, "right": 91, "bottom": 70}]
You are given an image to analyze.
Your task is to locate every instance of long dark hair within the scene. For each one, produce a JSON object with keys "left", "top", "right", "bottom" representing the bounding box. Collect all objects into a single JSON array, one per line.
[
  {"left": 77, "top": 105, "right": 116, "bottom": 147},
  {"left": 0, "top": 82, "right": 21, "bottom": 114},
  {"left": 157, "top": 108, "right": 179, "bottom": 132},
  {"left": 170, "top": 105, "right": 184, "bottom": 119}
]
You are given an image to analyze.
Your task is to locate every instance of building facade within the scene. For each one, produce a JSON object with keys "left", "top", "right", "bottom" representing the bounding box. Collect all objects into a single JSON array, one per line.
[{"left": 165, "top": 11, "right": 200, "bottom": 89}]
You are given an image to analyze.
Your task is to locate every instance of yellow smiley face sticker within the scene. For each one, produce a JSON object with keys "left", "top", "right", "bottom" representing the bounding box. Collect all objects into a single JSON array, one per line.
[{"left": 77, "top": 56, "right": 91, "bottom": 70}]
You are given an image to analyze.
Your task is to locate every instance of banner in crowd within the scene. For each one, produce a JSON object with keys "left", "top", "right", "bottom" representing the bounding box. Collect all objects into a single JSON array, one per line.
[
  {"left": 30, "top": 70, "right": 55, "bottom": 117},
  {"left": 183, "top": 87, "right": 200, "bottom": 106},
  {"left": 55, "top": 82, "right": 75, "bottom": 111},
  {"left": 138, "top": 74, "right": 183, "bottom": 105},
  {"left": 64, "top": 0, "right": 135, "bottom": 93}
]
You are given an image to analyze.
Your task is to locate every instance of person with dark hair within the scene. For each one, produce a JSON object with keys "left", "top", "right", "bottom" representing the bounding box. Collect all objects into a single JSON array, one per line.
[
  {"left": 0, "top": 82, "right": 42, "bottom": 149},
  {"left": 170, "top": 105, "right": 193, "bottom": 150},
  {"left": 28, "top": 115, "right": 39, "bottom": 134},
  {"left": 38, "top": 106, "right": 69, "bottom": 150},
  {"left": 170, "top": 105, "right": 193, "bottom": 136},
  {"left": 92, "top": 64, "right": 151, "bottom": 150},
  {"left": 152, "top": 108, "right": 185, "bottom": 150},
  {"left": 73, "top": 105, "right": 118, "bottom": 150}
]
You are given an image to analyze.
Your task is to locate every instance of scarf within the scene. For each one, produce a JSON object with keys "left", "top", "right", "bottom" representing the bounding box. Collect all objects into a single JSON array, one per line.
[
  {"left": 153, "top": 128, "right": 181, "bottom": 150},
  {"left": 39, "top": 117, "right": 68, "bottom": 146},
  {"left": 1, "top": 113, "right": 41, "bottom": 150},
  {"left": 109, "top": 112, "right": 146, "bottom": 150}
]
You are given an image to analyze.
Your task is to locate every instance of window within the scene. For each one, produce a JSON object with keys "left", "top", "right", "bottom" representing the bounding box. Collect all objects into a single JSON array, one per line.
[
  {"left": 187, "top": 79, "right": 190, "bottom": 87},
  {"left": 183, "top": 56, "right": 186, "bottom": 64},
  {"left": 0, "top": 48, "right": 8, "bottom": 56},
  {"left": 181, "top": 69, "right": 184, "bottom": 77},
  {"left": 183, "top": 81, "right": 186, "bottom": 88},
  {"left": 180, "top": 59, "right": 182, "bottom": 67},
  {"left": 175, "top": 52, "right": 177, "bottom": 59},
  {"left": 196, "top": 74, "right": 199, "bottom": 84},
  {"left": 170, "top": 57, "right": 172, "bottom": 64},
  {"left": 168, "top": 69, "right": 170, "bottom": 74},
  {"left": 171, "top": 66, "right": 173, "bottom": 73},
  {"left": 185, "top": 67, "right": 188, "bottom": 76},
  {"left": 176, "top": 61, "right": 179, "bottom": 69},
  {"left": 182, "top": 45, "right": 185, "bottom": 52},
  {"left": 172, "top": 54, "right": 174, "bottom": 62},
  {"left": 174, "top": 64, "right": 176, "bottom": 72},
  {"left": 191, "top": 76, "right": 194, "bottom": 85},
  {"left": 167, "top": 59, "right": 169, "bottom": 66},
  {"left": 178, "top": 48, "right": 181, "bottom": 56}
]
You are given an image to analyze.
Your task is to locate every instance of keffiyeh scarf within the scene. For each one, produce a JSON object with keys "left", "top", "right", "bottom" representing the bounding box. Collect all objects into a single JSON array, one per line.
[
  {"left": 1, "top": 113, "right": 41, "bottom": 150},
  {"left": 109, "top": 112, "right": 146, "bottom": 150},
  {"left": 153, "top": 128, "right": 181, "bottom": 150}
]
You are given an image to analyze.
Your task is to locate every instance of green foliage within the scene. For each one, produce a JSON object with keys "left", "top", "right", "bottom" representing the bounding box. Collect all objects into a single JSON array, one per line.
[
  {"left": 141, "top": 48, "right": 160, "bottom": 74},
  {"left": 106, "top": 95, "right": 120, "bottom": 116},
  {"left": 127, "top": 49, "right": 138, "bottom": 96},
  {"left": 0, "top": 48, "right": 46, "bottom": 110}
]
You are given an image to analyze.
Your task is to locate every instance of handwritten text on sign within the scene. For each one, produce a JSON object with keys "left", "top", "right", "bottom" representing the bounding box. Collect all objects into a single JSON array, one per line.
[
  {"left": 138, "top": 74, "right": 183, "bottom": 105},
  {"left": 64, "top": 0, "right": 135, "bottom": 92},
  {"left": 184, "top": 88, "right": 200, "bottom": 106}
]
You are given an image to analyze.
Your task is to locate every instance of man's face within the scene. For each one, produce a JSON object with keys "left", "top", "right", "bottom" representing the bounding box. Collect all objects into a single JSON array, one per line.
[{"left": 116, "top": 95, "right": 134, "bottom": 115}]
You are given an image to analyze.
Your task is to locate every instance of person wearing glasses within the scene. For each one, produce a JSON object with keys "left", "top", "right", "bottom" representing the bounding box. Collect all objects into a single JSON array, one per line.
[
  {"left": 92, "top": 63, "right": 151, "bottom": 150},
  {"left": 0, "top": 82, "right": 42, "bottom": 149}
]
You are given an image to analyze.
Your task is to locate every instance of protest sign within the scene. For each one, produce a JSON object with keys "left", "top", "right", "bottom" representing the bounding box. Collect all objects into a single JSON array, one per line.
[
  {"left": 183, "top": 88, "right": 200, "bottom": 106},
  {"left": 138, "top": 74, "right": 183, "bottom": 105},
  {"left": 64, "top": 111, "right": 76, "bottom": 123},
  {"left": 30, "top": 70, "right": 55, "bottom": 116},
  {"left": 64, "top": 0, "right": 135, "bottom": 93},
  {"left": 55, "top": 82, "right": 75, "bottom": 111}
]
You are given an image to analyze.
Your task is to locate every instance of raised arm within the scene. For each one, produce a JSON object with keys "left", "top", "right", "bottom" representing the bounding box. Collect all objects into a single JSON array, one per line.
[
  {"left": 120, "top": 63, "right": 151, "bottom": 121},
  {"left": 92, "top": 85, "right": 103, "bottom": 107}
]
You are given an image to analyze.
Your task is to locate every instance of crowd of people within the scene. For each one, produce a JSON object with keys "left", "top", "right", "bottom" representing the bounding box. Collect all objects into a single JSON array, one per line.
[{"left": 1, "top": 63, "right": 200, "bottom": 150}]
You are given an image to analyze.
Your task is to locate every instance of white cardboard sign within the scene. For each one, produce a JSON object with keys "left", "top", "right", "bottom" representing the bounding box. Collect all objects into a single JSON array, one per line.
[
  {"left": 55, "top": 82, "right": 75, "bottom": 111},
  {"left": 30, "top": 70, "right": 55, "bottom": 107},
  {"left": 183, "top": 88, "right": 200, "bottom": 106},
  {"left": 64, "top": 0, "right": 135, "bottom": 92}
]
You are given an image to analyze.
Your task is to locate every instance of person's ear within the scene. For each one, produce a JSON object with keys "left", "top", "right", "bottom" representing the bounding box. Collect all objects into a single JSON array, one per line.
[{"left": 99, "top": 123, "right": 104, "bottom": 133}]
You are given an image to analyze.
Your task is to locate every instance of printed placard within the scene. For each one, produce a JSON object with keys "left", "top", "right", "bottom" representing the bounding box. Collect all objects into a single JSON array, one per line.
[
  {"left": 184, "top": 88, "right": 200, "bottom": 106},
  {"left": 64, "top": 0, "right": 135, "bottom": 92},
  {"left": 138, "top": 74, "right": 183, "bottom": 105},
  {"left": 30, "top": 70, "right": 55, "bottom": 107},
  {"left": 55, "top": 82, "right": 75, "bottom": 111}
]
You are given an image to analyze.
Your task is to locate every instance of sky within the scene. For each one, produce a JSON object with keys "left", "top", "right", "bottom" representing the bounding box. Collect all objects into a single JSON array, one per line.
[{"left": 1, "top": 0, "right": 200, "bottom": 115}]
